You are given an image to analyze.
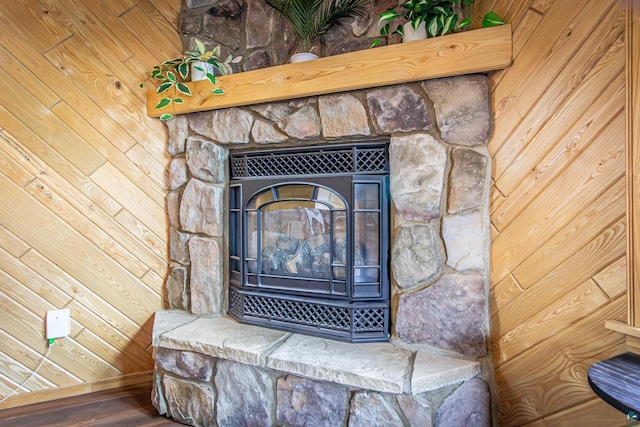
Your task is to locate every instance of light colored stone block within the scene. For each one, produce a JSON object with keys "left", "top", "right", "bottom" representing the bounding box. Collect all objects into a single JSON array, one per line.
[
  {"left": 152, "top": 310, "right": 198, "bottom": 346},
  {"left": 411, "top": 352, "right": 480, "bottom": 394},
  {"left": 157, "top": 317, "right": 289, "bottom": 365},
  {"left": 267, "top": 334, "right": 411, "bottom": 393},
  {"left": 443, "top": 212, "right": 486, "bottom": 272}
]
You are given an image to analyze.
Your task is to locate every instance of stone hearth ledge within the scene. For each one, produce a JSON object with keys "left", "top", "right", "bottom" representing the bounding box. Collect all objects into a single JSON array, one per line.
[{"left": 153, "top": 310, "right": 480, "bottom": 395}]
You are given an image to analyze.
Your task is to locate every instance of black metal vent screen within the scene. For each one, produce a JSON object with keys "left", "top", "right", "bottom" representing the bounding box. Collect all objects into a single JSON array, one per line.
[
  {"left": 231, "top": 145, "right": 388, "bottom": 179},
  {"left": 229, "top": 289, "right": 389, "bottom": 341}
]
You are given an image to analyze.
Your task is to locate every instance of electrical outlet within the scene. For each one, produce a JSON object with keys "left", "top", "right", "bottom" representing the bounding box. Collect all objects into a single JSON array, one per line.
[{"left": 46, "top": 309, "right": 70, "bottom": 340}]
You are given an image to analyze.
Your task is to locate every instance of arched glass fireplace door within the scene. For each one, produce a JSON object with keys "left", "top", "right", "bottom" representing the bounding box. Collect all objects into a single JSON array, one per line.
[{"left": 246, "top": 183, "right": 350, "bottom": 297}]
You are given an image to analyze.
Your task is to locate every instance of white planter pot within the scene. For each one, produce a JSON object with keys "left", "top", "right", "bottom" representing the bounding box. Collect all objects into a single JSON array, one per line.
[
  {"left": 402, "top": 21, "right": 427, "bottom": 43},
  {"left": 291, "top": 52, "right": 319, "bottom": 63},
  {"left": 190, "top": 61, "right": 215, "bottom": 81}
]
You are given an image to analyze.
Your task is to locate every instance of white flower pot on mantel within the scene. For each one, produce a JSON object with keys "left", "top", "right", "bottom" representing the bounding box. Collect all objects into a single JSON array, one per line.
[
  {"left": 291, "top": 52, "right": 319, "bottom": 63},
  {"left": 190, "top": 61, "right": 215, "bottom": 81},
  {"left": 402, "top": 21, "right": 427, "bottom": 43}
]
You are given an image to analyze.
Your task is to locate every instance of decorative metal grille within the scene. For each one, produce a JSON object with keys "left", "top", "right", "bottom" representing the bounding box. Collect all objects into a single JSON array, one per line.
[
  {"left": 230, "top": 144, "right": 388, "bottom": 178},
  {"left": 243, "top": 294, "right": 351, "bottom": 331},
  {"left": 229, "top": 288, "right": 388, "bottom": 341},
  {"left": 353, "top": 308, "right": 386, "bottom": 331}
]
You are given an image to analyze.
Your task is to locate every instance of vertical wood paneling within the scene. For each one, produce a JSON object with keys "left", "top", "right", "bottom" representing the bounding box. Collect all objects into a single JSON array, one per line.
[
  {"left": 490, "top": 0, "right": 630, "bottom": 424},
  {"left": 627, "top": 0, "right": 640, "bottom": 327},
  {"left": 0, "top": 0, "right": 179, "bottom": 408}
]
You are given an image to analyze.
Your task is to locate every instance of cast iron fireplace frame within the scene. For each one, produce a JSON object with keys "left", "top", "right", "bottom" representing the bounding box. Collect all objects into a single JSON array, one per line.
[{"left": 227, "top": 142, "right": 391, "bottom": 343}]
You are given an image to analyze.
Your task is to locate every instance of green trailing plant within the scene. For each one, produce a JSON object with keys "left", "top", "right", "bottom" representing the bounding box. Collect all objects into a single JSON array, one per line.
[
  {"left": 265, "top": 0, "right": 370, "bottom": 53},
  {"left": 140, "top": 39, "right": 242, "bottom": 121},
  {"left": 371, "top": 0, "right": 504, "bottom": 47}
]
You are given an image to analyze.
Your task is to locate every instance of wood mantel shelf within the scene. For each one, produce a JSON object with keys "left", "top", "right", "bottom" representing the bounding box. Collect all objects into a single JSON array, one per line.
[{"left": 146, "top": 25, "right": 512, "bottom": 117}]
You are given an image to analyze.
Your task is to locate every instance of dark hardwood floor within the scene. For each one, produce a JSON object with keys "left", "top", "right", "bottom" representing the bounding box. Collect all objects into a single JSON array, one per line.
[{"left": 0, "top": 382, "right": 183, "bottom": 426}]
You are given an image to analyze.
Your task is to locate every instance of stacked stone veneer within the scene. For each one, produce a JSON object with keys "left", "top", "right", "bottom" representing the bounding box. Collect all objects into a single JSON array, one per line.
[{"left": 155, "top": 74, "right": 493, "bottom": 426}]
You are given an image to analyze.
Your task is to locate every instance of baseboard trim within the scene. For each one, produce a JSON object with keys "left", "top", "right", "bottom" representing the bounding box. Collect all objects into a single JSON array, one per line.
[{"left": 0, "top": 371, "right": 153, "bottom": 410}]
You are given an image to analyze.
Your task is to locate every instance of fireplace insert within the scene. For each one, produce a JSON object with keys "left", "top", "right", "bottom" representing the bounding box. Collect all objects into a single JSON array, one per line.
[{"left": 228, "top": 143, "right": 390, "bottom": 342}]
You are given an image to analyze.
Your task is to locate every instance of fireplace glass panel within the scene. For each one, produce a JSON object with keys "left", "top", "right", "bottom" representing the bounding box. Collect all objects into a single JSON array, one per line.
[
  {"left": 354, "top": 183, "right": 380, "bottom": 209},
  {"left": 275, "top": 184, "right": 314, "bottom": 200},
  {"left": 260, "top": 200, "right": 332, "bottom": 279},
  {"left": 246, "top": 184, "right": 348, "bottom": 286}
]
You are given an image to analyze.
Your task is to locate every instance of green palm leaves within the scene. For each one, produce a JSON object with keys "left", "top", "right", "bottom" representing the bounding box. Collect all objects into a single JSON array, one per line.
[{"left": 265, "top": 0, "right": 369, "bottom": 53}]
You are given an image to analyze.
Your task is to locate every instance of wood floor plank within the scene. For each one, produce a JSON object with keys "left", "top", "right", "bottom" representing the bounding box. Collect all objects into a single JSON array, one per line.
[
  {"left": 0, "top": 247, "right": 73, "bottom": 310},
  {"left": 66, "top": 300, "right": 152, "bottom": 372},
  {"left": 530, "top": 0, "right": 557, "bottom": 14},
  {"left": 0, "top": 352, "right": 55, "bottom": 392},
  {"left": 0, "top": 45, "right": 59, "bottom": 108},
  {"left": 125, "top": 143, "right": 170, "bottom": 193},
  {"left": 40, "top": 0, "right": 134, "bottom": 63},
  {"left": 0, "top": 292, "right": 120, "bottom": 382},
  {"left": 123, "top": 1, "right": 182, "bottom": 58},
  {"left": 489, "top": 0, "right": 534, "bottom": 30},
  {"left": 95, "top": 0, "right": 137, "bottom": 16},
  {"left": 542, "top": 397, "right": 627, "bottom": 426},
  {"left": 503, "top": 354, "right": 621, "bottom": 425},
  {"left": 148, "top": 0, "right": 181, "bottom": 31},
  {"left": 114, "top": 209, "right": 168, "bottom": 263},
  {"left": 94, "top": 1, "right": 181, "bottom": 74},
  {"left": 0, "top": 136, "right": 35, "bottom": 188},
  {"left": 72, "top": 327, "right": 146, "bottom": 375},
  {"left": 489, "top": 8, "right": 544, "bottom": 90},
  {"left": 0, "top": 383, "right": 182, "bottom": 426},
  {"left": 12, "top": 158, "right": 166, "bottom": 274}
]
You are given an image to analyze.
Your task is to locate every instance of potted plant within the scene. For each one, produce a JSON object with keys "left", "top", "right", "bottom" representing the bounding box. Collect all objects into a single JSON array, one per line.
[
  {"left": 371, "top": 0, "right": 504, "bottom": 46},
  {"left": 265, "top": 0, "right": 369, "bottom": 62},
  {"left": 140, "top": 39, "right": 242, "bottom": 121}
]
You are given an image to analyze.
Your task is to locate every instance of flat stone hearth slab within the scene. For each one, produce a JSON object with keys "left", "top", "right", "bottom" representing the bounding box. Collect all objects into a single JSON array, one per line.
[
  {"left": 266, "top": 334, "right": 411, "bottom": 393},
  {"left": 412, "top": 351, "right": 481, "bottom": 394},
  {"left": 153, "top": 310, "right": 480, "bottom": 394},
  {"left": 154, "top": 314, "right": 289, "bottom": 365}
]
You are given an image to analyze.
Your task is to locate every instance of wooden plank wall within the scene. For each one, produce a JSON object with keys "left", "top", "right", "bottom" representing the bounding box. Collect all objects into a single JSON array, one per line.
[
  {"left": 0, "top": 0, "right": 631, "bottom": 422},
  {"left": 0, "top": 0, "right": 180, "bottom": 407},
  {"left": 484, "top": 0, "right": 629, "bottom": 424}
]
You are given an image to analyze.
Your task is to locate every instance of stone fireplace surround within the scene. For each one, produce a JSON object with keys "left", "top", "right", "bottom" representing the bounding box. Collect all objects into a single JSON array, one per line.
[{"left": 152, "top": 73, "right": 494, "bottom": 426}]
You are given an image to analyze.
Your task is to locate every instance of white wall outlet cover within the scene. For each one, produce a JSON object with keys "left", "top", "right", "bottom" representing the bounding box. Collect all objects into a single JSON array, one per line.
[{"left": 46, "top": 309, "right": 71, "bottom": 340}]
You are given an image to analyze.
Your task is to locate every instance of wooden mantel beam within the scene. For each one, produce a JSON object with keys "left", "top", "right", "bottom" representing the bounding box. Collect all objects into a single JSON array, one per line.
[{"left": 146, "top": 24, "right": 512, "bottom": 117}]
